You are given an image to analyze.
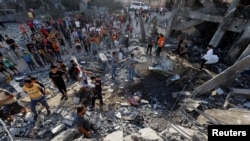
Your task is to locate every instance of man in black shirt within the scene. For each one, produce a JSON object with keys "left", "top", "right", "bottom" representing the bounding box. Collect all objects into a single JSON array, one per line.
[
  {"left": 49, "top": 65, "right": 68, "bottom": 100},
  {"left": 5, "top": 35, "right": 18, "bottom": 58},
  {"left": 90, "top": 76, "right": 103, "bottom": 109}
]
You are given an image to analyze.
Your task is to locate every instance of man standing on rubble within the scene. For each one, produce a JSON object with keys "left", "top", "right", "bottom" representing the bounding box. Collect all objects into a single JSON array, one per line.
[
  {"left": 111, "top": 52, "right": 118, "bottom": 79},
  {"left": 200, "top": 45, "right": 213, "bottom": 70},
  {"left": 23, "top": 79, "right": 50, "bottom": 120},
  {"left": 49, "top": 65, "right": 68, "bottom": 100},
  {"left": 126, "top": 53, "right": 138, "bottom": 81},
  {"left": 156, "top": 33, "right": 165, "bottom": 57}
]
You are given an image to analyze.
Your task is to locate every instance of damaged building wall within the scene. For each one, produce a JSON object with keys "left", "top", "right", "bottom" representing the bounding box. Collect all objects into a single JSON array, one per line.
[{"left": 166, "top": 0, "right": 250, "bottom": 64}]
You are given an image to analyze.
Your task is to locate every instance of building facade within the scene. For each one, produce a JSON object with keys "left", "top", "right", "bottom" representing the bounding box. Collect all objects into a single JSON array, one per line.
[{"left": 115, "top": 0, "right": 168, "bottom": 10}]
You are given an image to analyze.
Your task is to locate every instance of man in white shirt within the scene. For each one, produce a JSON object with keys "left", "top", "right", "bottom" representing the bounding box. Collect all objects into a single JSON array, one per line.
[
  {"left": 200, "top": 45, "right": 213, "bottom": 70},
  {"left": 78, "top": 67, "right": 95, "bottom": 96},
  {"left": 75, "top": 20, "right": 81, "bottom": 29}
]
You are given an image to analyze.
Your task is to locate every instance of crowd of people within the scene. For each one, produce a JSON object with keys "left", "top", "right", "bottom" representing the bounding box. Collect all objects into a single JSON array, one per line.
[
  {"left": 0, "top": 7, "right": 142, "bottom": 138},
  {"left": 0, "top": 6, "right": 217, "bottom": 138}
]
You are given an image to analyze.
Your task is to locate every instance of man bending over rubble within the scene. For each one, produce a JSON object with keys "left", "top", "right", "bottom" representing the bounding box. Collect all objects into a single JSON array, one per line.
[
  {"left": 0, "top": 88, "right": 26, "bottom": 121},
  {"left": 75, "top": 105, "right": 97, "bottom": 138}
]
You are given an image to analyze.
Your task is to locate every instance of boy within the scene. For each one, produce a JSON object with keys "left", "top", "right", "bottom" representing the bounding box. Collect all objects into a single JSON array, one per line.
[
  {"left": 49, "top": 65, "right": 68, "bottom": 100},
  {"left": 0, "top": 54, "right": 20, "bottom": 75},
  {"left": 23, "top": 79, "right": 50, "bottom": 120},
  {"left": 90, "top": 76, "right": 103, "bottom": 109}
]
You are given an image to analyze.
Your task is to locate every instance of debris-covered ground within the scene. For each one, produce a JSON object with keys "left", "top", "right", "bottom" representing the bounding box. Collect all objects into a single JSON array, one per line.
[{"left": 0, "top": 2, "right": 250, "bottom": 141}]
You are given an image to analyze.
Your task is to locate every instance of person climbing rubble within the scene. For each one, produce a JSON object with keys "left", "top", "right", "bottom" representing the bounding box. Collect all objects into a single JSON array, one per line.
[
  {"left": 75, "top": 105, "right": 98, "bottom": 138},
  {"left": 78, "top": 67, "right": 95, "bottom": 99},
  {"left": 22, "top": 79, "right": 50, "bottom": 120},
  {"left": 90, "top": 76, "right": 103, "bottom": 110},
  {"left": 49, "top": 65, "right": 68, "bottom": 101},
  {"left": 0, "top": 88, "right": 26, "bottom": 122}
]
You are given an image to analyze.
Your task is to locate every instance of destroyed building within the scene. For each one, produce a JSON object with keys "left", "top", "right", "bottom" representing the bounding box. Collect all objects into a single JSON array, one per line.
[
  {"left": 165, "top": 0, "right": 250, "bottom": 65},
  {"left": 0, "top": 0, "right": 250, "bottom": 141}
]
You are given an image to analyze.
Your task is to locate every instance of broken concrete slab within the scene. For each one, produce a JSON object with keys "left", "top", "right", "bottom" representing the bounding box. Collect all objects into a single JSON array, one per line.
[
  {"left": 139, "top": 127, "right": 163, "bottom": 141},
  {"left": 50, "top": 128, "right": 79, "bottom": 141},
  {"left": 215, "top": 88, "right": 225, "bottom": 95},
  {"left": 233, "top": 96, "right": 247, "bottom": 103},
  {"left": 181, "top": 98, "right": 201, "bottom": 112},
  {"left": 172, "top": 91, "right": 191, "bottom": 99},
  {"left": 98, "top": 53, "right": 108, "bottom": 63},
  {"left": 140, "top": 99, "right": 149, "bottom": 104},
  {"left": 197, "top": 109, "right": 250, "bottom": 125},
  {"left": 51, "top": 123, "right": 66, "bottom": 134},
  {"left": 193, "top": 55, "right": 250, "bottom": 96},
  {"left": 63, "top": 115, "right": 75, "bottom": 126},
  {"left": 192, "top": 131, "right": 208, "bottom": 141},
  {"left": 103, "top": 130, "right": 123, "bottom": 141},
  {"left": 243, "top": 101, "right": 250, "bottom": 108},
  {"left": 230, "top": 88, "right": 250, "bottom": 98},
  {"left": 168, "top": 124, "right": 195, "bottom": 140}
]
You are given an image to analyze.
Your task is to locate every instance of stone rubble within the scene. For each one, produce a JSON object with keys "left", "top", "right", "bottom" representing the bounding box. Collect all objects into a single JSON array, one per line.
[{"left": 0, "top": 2, "right": 250, "bottom": 141}]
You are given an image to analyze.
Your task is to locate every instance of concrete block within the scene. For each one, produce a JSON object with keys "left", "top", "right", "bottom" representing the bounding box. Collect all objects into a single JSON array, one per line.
[
  {"left": 215, "top": 88, "right": 224, "bottom": 95},
  {"left": 139, "top": 127, "right": 163, "bottom": 141},
  {"left": 104, "top": 130, "right": 123, "bottom": 141},
  {"left": 51, "top": 128, "right": 79, "bottom": 141},
  {"left": 51, "top": 123, "right": 66, "bottom": 134},
  {"left": 99, "top": 53, "right": 108, "bottom": 63},
  {"left": 63, "top": 115, "right": 75, "bottom": 126}
]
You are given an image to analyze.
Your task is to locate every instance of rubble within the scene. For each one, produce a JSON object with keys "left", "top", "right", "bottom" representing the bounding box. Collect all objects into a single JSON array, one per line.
[
  {"left": 139, "top": 127, "right": 163, "bottom": 141},
  {"left": 103, "top": 130, "right": 123, "bottom": 141},
  {"left": 0, "top": 1, "right": 249, "bottom": 141}
]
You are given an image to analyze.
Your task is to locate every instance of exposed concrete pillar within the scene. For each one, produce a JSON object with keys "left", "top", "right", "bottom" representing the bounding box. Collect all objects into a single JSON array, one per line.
[
  {"left": 209, "top": 25, "right": 226, "bottom": 47},
  {"left": 209, "top": 0, "right": 240, "bottom": 47},
  {"left": 199, "top": 0, "right": 214, "bottom": 8},
  {"left": 192, "top": 55, "right": 250, "bottom": 96},
  {"left": 237, "top": 44, "right": 250, "bottom": 62},
  {"left": 165, "top": 9, "right": 179, "bottom": 38},
  {"left": 139, "top": 15, "right": 146, "bottom": 43}
]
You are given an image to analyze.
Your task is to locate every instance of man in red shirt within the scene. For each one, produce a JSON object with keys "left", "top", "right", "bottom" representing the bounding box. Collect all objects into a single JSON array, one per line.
[
  {"left": 156, "top": 33, "right": 165, "bottom": 56},
  {"left": 27, "top": 20, "right": 36, "bottom": 33}
]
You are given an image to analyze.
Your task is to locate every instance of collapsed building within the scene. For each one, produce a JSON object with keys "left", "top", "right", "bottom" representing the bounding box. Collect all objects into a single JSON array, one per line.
[{"left": 165, "top": 0, "right": 250, "bottom": 65}]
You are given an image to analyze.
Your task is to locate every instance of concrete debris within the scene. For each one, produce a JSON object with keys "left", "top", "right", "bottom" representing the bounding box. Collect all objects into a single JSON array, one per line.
[
  {"left": 51, "top": 129, "right": 79, "bottom": 141},
  {"left": 103, "top": 130, "right": 123, "bottom": 141},
  {"left": 169, "top": 74, "right": 180, "bottom": 81},
  {"left": 168, "top": 124, "right": 195, "bottom": 140},
  {"left": 233, "top": 96, "right": 247, "bottom": 103},
  {"left": 197, "top": 109, "right": 250, "bottom": 125},
  {"left": 115, "top": 112, "right": 122, "bottom": 119},
  {"left": 99, "top": 53, "right": 108, "bottom": 63},
  {"left": 63, "top": 115, "right": 75, "bottom": 126},
  {"left": 181, "top": 98, "right": 201, "bottom": 112},
  {"left": 139, "top": 128, "right": 163, "bottom": 141},
  {"left": 243, "top": 101, "right": 250, "bottom": 108},
  {"left": 192, "top": 131, "right": 208, "bottom": 141},
  {"left": 140, "top": 99, "right": 149, "bottom": 104},
  {"left": 51, "top": 123, "right": 66, "bottom": 134},
  {"left": 172, "top": 91, "right": 191, "bottom": 99},
  {"left": 0, "top": 1, "right": 250, "bottom": 140},
  {"left": 215, "top": 88, "right": 224, "bottom": 95}
]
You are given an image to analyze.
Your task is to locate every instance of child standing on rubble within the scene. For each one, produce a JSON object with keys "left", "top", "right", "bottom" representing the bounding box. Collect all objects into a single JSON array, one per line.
[{"left": 90, "top": 76, "right": 103, "bottom": 110}]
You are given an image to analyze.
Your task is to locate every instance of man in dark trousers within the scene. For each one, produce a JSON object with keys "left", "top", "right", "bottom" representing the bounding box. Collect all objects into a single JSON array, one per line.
[
  {"left": 90, "top": 76, "right": 103, "bottom": 109},
  {"left": 146, "top": 33, "right": 154, "bottom": 55},
  {"left": 75, "top": 105, "right": 97, "bottom": 138},
  {"left": 5, "top": 35, "right": 19, "bottom": 58},
  {"left": 49, "top": 65, "right": 68, "bottom": 100}
]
